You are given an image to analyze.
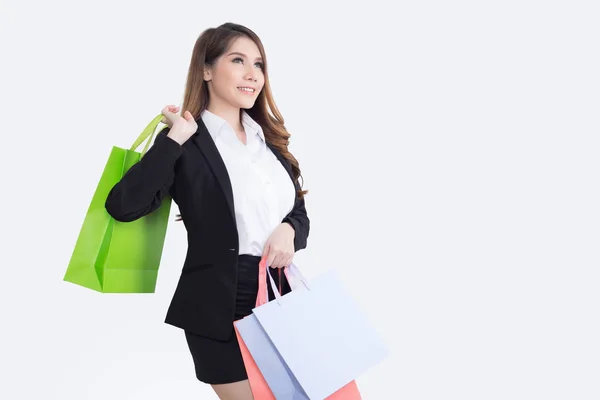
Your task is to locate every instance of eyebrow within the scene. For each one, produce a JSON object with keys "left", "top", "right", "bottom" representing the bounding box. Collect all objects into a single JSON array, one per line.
[{"left": 228, "top": 51, "right": 263, "bottom": 62}]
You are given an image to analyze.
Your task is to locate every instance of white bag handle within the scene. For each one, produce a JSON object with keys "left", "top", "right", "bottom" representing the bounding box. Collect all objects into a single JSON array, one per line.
[{"left": 266, "top": 263, "right": 310, "bottom": 305}]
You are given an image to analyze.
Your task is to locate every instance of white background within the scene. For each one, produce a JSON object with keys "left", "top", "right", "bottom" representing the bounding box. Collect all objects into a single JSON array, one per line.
[{"left": 1, "top": 0, "right": 599, "bottom": 399}]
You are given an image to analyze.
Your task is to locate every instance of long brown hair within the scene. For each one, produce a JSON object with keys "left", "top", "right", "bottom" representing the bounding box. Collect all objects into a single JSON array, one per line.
[{"left": 180, "top": 22, "right": 307, "bottom": 197}]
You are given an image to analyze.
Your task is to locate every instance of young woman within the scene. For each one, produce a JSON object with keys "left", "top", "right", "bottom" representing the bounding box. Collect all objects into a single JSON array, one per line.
[{"left": 105, "top": 22, "right": 310, "bottom": 399}]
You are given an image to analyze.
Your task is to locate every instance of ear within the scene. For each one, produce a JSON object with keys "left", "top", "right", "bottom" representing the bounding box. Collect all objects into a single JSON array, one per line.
[{"left": 203, "top": 66, "right": 212, "bottom": 82}]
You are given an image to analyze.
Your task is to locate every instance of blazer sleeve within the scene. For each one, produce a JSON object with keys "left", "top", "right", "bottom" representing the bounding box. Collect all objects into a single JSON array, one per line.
[
  {"left": 105, "top": 127, "right": 182, "bottom": 222},
  {"left": 282, "top": 177, "right": 310, "bottom": 252}
]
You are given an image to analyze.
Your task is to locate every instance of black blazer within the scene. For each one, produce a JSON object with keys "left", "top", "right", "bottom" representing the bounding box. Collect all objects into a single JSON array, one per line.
[{"left": 105, "top": 117, "right": 310, "bottom": 340}]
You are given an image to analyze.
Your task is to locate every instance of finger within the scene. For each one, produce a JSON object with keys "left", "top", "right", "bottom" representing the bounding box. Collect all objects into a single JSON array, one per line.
[
  {"left": 183, "top": 110, "right": 193, "bottom": 121},
  {"left": 266, "top": 249, "right": 277, "bottom": 269},
  {"left": 261, "top": 244, "right": 271, "bottom": 266},
  {"left": 161, "top": 105, "right": 176, "bottom": 114},
  {"left": 281, "top": 253, "right": 292, "bottom": 269},
  {"left": 269, "top": 254, "right": 280, "bottom": 269},
  {"left": 273, "top": 253, "right": 286, "bottom": 269},
  {"left": 283, "top": 254, "right": 294, "bottom": 268},
  {"left": 280, "top": 254, "right": 292, "bottom": 269},
  {"left": 267, "top": 255, "right": 278, "bottom": 269}
]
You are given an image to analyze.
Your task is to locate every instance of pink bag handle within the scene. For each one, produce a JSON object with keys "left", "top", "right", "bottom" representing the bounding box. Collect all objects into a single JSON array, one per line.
[
  {"left": 256, "top": 258, "right": 310, "bottom": 307},
  {"left": 256, "top": 257, "right": 270, "bottom": 307}
]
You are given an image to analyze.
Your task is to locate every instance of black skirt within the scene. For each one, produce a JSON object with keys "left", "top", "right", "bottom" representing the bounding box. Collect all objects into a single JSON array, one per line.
[{"left": 183, "top": 254, "right": 291, "bottom": 384}]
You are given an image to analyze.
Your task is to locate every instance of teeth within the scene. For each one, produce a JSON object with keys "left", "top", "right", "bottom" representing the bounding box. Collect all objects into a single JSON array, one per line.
[{"left": 238, "top": 87, "right": 255, "bottom": 92}]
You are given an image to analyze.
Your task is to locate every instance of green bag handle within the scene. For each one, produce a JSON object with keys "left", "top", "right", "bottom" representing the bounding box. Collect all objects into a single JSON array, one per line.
[{"left": 129, "top": 113, "right": 166, "bottom": 158}]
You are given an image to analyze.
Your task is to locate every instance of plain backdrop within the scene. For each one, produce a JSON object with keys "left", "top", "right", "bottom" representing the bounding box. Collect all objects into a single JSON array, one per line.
[{"left": 1, "top": 0, "right": 599, "bottom": 399}]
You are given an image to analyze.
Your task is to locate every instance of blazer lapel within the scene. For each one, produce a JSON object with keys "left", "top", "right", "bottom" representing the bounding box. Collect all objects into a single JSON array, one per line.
[{"left": 191, "top": 119, "right": 235, "bottom": 221}]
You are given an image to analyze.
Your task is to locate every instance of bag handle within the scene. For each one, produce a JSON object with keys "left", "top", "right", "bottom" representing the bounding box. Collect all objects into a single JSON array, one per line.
[
  {"left": 256, "top": 258, "right": 310, "bottom": 307},
  {"left": 256, "top": 258, "right": 270, "bottom": 307},
  {"left": 129, "top": 113, "right": 165, "bottom": 158},
  {"left": 284, "top": 264, "right": 310, "bottom": 290}
]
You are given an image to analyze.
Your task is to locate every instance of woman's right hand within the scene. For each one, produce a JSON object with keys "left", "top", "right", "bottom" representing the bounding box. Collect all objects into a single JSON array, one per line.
[{"left": 162, "top": 105, "right": 198, "bottom": 145}]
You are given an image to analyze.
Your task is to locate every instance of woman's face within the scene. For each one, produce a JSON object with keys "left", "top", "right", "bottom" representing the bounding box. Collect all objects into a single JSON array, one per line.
[{"left": 204, "top": 36, "right": 265, "bottom": 110}]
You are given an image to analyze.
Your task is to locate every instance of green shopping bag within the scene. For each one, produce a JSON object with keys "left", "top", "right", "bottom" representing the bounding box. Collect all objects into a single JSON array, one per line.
[{"left": 63, "top": 114, "right": 172, "bottom": 293}]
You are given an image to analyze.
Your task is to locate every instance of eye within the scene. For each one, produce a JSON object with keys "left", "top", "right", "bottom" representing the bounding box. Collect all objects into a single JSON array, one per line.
[{"left": 232, "top": 57, "right": 264, "bottom": 70}]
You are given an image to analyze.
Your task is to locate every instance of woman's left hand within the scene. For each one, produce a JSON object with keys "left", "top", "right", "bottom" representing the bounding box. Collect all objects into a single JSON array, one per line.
[{"left": 262, "top": 223, "right": 296, "bottom": 268}]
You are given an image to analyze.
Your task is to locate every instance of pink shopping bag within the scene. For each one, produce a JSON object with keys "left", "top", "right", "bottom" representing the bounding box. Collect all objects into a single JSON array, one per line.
[{"left": 234, "top": 326, "right": 276, "bottom": 400}]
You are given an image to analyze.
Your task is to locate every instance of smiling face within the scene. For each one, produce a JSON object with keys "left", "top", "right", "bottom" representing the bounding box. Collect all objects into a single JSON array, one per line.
[{"left": 203, "top": 35, "right": 265, "bottom": 110}]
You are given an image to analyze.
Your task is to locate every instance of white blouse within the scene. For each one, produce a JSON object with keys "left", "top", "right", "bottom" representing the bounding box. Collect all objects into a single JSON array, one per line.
[{"left": 201, "top": 109, "right": 296, "bottom": 256}]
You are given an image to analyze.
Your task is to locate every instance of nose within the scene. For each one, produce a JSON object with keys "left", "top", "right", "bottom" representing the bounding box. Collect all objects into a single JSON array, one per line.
[{"left": 245, "top": 68, "right": 258, "bottom": 82}]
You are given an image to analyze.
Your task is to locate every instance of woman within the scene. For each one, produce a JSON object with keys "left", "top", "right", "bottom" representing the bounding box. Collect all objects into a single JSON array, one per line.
[{"left": 105, "top": 22, "right": 310, "bottom": 399}]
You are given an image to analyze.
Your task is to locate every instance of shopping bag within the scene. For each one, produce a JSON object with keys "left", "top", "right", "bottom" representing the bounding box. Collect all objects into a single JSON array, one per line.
[
  {"left": 233, "top": 326, "right": 276, "bottom": 400},
  {"left": 233, "top": 258, "right": 277, "bottom": 399},
  {"left": 251, "top": 264, "right": 388, "bottom": 400},
  {"left": 63, "top": 114, "right": 172, "bottom": 293},
  {"left": 236, "top": 312, "right": 362, "bottom": 399},
  {"left": 234, "top": 260, "right": 363, "bottom": 399}
]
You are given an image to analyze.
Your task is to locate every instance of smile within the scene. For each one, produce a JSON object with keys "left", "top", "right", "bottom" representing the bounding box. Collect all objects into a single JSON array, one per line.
[{"left": 237, "top": 87, "right": 256, "bottom": 94}]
